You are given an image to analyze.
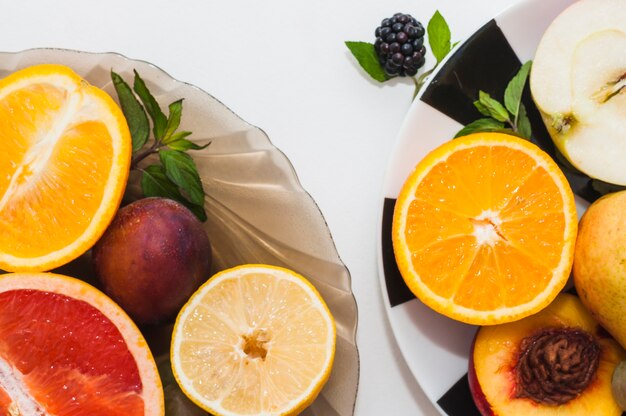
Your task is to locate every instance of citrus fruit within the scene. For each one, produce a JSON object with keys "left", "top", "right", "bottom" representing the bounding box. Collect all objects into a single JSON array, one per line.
[
  {"left": 170, "top": 264, "right": 336, "bottom": 416},
  {"left": 0, "top": 272, "right": 163, "bottom": 415},
  {"left": 0, "top": 64, "right": 131, "bottom": 272},
  {"left": 392, "top": 132, "right": 577, "bottom": 325}
]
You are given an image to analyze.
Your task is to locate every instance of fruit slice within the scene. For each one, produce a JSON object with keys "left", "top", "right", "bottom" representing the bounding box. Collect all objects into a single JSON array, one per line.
[
  {"left": 392, "top": 132, "right": 577, "bottom": 325},
  {"left": 469, "top": 293, "right": 626, "bottom": 415},
  {"left": 171, "top": 264, "right": 336, "bottom": 416},
  {"left": 0, "top": 64, "right": 131, "bottom": 271},
  {"left": 530, "top": 0, "right": 626, "bottom": 185},
  {"left": 0, "top": 272, "right": 163, "bottom": 415}
]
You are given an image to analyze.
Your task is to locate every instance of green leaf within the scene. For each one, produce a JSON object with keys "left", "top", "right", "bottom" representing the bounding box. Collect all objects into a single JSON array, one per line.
[
  {"left": 168, "top": 138, "right": 210, "bottom": 151},
  {"left": 454, "top": 118, "right": 506, "bottom": 138},
  {"left": 142, "top": 164, "right": 184, "bottom": 201},
  {"left": 478, "top": 91, "right": 510, "bottom": 122},
  {"left": 111, "top": 71, "right": 149, "bottom": 152},
  {"left": 345, "top": 41, "right": 390, "bottom": 83},
  {"left": 517, "top": 103, "right": 532, "bottom": 139},
  {"left": 167, "top": 131, "right": 193, "bottom": 142},
  {"left": 473, "top": 100, "right": 492, "bottom": 117},
  {"left": 163, "top": 99, "right": 183, "bottom": 143},
  {"left": 141, "top": 165, "right": 207, "bottom": 221},
  {"left": 504, "top": 61, "right": 532, "bottom": 117},
  {"left": 159, "top": 149, "right": 204, "bottom": 206},
  {"left": 427, "top": 10, "right": 452, "bottom": 64},
  {"left": 133, "top": 70, "right": 168, "bottom": 140}
]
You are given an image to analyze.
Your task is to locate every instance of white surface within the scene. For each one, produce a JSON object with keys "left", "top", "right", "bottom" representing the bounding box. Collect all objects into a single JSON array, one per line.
[{"left": 1, "top": 1, "right": 518, "bottom": 414}]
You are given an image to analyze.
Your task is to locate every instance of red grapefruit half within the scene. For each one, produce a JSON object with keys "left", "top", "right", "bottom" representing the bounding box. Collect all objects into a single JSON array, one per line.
[{"left": 0, "top": 272, "right": 164, "bottom": 415}]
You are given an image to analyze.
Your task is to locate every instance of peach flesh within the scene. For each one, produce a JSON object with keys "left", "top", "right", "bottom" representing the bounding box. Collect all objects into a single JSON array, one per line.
[{"left": 468, "top": 294, "right": 625, "bottom": 416}]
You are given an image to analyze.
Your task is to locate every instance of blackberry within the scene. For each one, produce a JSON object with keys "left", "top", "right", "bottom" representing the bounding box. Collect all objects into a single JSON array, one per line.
[{"left": 374, "top": 13, "right": 426, "bottom": 77}]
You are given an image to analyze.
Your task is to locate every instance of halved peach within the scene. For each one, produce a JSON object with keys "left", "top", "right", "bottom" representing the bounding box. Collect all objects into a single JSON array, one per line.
[{"left": 469, "top": 293, "right": 625, "bottom": 415}]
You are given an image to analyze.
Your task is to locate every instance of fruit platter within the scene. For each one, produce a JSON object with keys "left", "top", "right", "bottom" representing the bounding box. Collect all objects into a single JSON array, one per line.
[
  {"left": 378, "top": 0, "right": 626, "bottom": 414},
  {"left": 0, "top": 48, "right": 359, "bottom": 415}
]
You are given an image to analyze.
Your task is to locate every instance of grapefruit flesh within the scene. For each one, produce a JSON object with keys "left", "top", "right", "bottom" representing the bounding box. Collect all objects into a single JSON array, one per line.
[{"left": 0, "top": 273, "right": 163, "bottom": 415}]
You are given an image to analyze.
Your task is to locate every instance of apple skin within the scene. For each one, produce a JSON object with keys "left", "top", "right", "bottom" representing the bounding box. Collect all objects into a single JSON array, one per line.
[
  {"left": 468, "top": 293, "right": 625, "bottom": 416},
  {"left": 92, "top": 197, "right": 212, "bottom": 326}
]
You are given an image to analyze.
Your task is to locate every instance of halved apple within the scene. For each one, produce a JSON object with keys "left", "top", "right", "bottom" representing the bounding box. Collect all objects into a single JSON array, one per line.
[
  {"left": 531, "top": 0, "right": 626, "bottom": 185},
  {"left": 469, "top": 293, "right": 625, "bottom": 415}
]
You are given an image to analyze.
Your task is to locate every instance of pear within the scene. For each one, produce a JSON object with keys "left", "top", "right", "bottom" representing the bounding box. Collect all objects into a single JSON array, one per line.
[
  {"left": 573, "top": 190, "right": 626, "bottom": 350},
  {"left": 531, "top": 0, "right": 626, "bottom": 185}
]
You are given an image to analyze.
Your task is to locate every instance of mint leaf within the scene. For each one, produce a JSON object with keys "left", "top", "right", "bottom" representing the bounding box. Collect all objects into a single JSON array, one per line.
[
  {"left": 504, "top": 61, "right": 532, "bottom": 117},
  {"left": 159, "top": 149, "right": 204, "bottom": 206},
  {"left": 168, "top": 138, "right": 210, "bottom": 151},
  {"left": 111, "top": 71, "right": 149, "bottom": 152},
  {"left": 345, "top": 41, "right": 389, "bottom": 82},
  {"left": 473, "top": 100, "right": 492, "bottom": 118},
  {"left": 182, "top": 203, "right": 207, "bottom": 222},
  {"left": 133, "top": 70, "right": 168, "bottom": 140},
  {"left": 517, "top": 103, "right": 532, "bottom": 139},
  {"left": 167, "top": 131, "right": 193, "bottom": 143},
  {"left": 163, "top": 99, "right": 183, "bottom": 143},
  {"left": 478, "top": 91, "right": 510, "bottom": 123},
  {"left": 142, "top": 164, "right": 184, "bottom": 201},
  {"left": 427, "top": 11, "right": 452, "bottom": 64},
  {"left": 142, "top": 164, "right": 207, "bottom": 221},
  {"left": 454, "top": 118, "right": 506, "bottom": 138}
]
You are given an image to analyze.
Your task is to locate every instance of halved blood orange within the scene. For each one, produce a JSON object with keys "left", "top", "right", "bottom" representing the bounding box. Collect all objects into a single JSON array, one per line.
[
  {"left": 0, "top": 64, "right": 131, "bottom": 272},
  {"left": 392, "top": 133, "right": 578, "bottom": 325},
  {"left": 0, "top": 272, "right": 163, "bottom": 415}
]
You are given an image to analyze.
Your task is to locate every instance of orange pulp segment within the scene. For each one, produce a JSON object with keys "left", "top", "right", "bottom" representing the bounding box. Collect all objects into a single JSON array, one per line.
[
  {"left": 0, "top": 64, "right": 131, "bottom": 271},
  {"left": 392, "top": 132, "right": 578, "bottom": 325}
]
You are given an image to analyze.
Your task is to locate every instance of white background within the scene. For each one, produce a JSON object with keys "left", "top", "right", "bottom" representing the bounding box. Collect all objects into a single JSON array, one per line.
[{"left": 3, "top": 0, "right": 519, "bottom": 414}]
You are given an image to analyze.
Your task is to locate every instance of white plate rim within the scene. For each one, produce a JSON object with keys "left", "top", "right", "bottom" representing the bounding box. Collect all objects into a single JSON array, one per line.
[{"left": 375, "top": 0, "right": 579, "bottom": 414}]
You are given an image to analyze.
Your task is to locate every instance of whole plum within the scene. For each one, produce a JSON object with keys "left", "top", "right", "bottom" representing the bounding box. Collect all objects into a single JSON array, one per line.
[{"left": 93, "top": 197, "right": 211, "bottom": 325}]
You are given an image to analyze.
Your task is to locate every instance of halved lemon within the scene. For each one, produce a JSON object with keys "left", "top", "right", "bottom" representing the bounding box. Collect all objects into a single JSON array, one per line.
[
  {"left": 0, "top": 64, "right": 131, "bottom": 272},
  {"left": 392, "top": 133, "right": 578, "bottom": 325},
  {"left": 170, "top": 264, "right": 336, "bottom": 416}
]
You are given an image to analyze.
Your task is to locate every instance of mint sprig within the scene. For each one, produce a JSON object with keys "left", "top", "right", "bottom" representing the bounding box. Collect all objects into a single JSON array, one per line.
[
  {"left": 344, "top": 41, "right": 390, "bottom": 83},
  {"left": 455, "top": 61, "right": 533, "bottom": 139},
  {"left": 345, "top": 10, "right": 456, "bottom": 99},
  {"left": 111, "top": 70, "right": 210, "bottom": 221},
  {"left": 427, "top": 10, "right": 454, "bottom": 65}
]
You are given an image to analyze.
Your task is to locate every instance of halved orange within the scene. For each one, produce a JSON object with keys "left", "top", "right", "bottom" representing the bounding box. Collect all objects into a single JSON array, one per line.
[
  {"left": 0, "top": 272, "right": 163, "bottom": 415},
  {"left": 392, "top": 133, "right": 577, "bottom": 325},
  {"left": 0, "top": 64, "right": 131, "bottom": 272},
  {"left": 171, "top": 264, "right": 336, "bottom": 416}
]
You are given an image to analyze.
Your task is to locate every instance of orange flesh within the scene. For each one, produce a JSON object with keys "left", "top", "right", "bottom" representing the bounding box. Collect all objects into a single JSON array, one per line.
[
  {"left": 0, "top": 83, "right": 114, "bottom": 259},
  {"left": 405, "top": 145, "right": 566, "bottom": 311},
  {"left": 0, "top": 289, "right": 144, "bottom": 415}
]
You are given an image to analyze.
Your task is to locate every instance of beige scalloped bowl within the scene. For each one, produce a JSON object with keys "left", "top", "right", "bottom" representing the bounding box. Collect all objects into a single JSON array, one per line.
[{"left": 0, "top": 48, "right": 359, "bottom": 416}]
